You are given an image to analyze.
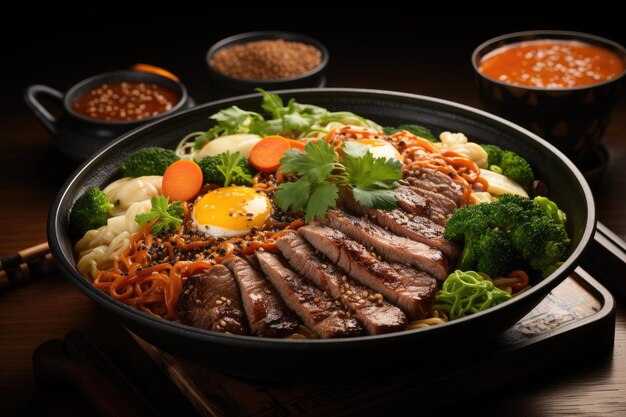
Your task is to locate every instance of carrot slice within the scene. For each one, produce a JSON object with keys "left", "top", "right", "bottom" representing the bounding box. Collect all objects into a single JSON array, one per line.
[
  {"left": 248, "top": 136, "right": 292, "bottom": 173},
  {"left": 162, "top": 160, "right": 203, "bottom": 202},
  {"left": 287, "top": 139, "right": 305, "bottom": 151}
]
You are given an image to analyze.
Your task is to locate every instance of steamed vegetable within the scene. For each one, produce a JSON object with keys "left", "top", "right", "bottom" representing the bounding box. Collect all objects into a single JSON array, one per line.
[
  {"left": 195, "top": 134, "right": 261, "bottom": 160},
  {"left": 382, "top": 124, "right": 438, "bottom": 142},
  {"left": 275, "top": 140, "right": 402, "bottom": 222},
  {"left": 197, "top": 151, "right": 253, "bottom": 186},
  {"left": 135, "top": 195, "right": 183, "bottom": 234},
  {"left": 480, "top": 169, "right": 528, "bottom": 197},
  {"left": 481, "top": 144, "right": 534, "bottom": 189},
  {"left": 70, "top": 187, "right": 114, "bottom": 236},
  {"left": 433, "top": 270, "right": 512, "bottom": 320},
  {"left": 119, "top": 147, "right": 180, "bottom": 177},
  {"left": 444, "top": 194, "right": 570, "bottom": 277},
  {"left": 248, "top": 136, "right": 292, "bottom": 173},
  {"left": 162, "top": 160, "right": 203, "bottom": 202}
]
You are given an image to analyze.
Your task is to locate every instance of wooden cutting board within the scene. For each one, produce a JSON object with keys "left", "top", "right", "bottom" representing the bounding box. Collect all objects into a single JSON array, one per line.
[{"left": 132, "top": 267, "right": 615, "bottom": 417}]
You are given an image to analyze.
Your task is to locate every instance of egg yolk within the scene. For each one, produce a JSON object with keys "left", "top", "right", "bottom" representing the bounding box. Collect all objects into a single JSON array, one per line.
[
  {"left": 192, "top": 186, "right": 271, "bottom": 237},
  {"left": 355, "top": 138, "right": 403, "bottom": 162}
]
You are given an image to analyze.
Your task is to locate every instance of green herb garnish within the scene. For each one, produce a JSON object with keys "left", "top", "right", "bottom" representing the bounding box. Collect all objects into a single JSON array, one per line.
[
  {"left": 135, "top": 196, "right": 184, "bottom": 234},
  {"left": 275, "top": 140, "right": 402, "bottom": 222},
  {"left": 217, "top": 151, "right": 253, "bottom": 187}
]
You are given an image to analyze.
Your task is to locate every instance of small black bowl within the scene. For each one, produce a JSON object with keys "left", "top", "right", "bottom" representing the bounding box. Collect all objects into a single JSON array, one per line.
[
  {"left": 206, "top": 31, "right": 329, "bottom": 99},
  {"left": 25, "top": 70, "right": 194, "bottom": 160},
  {"left": 472, "top": 30, "right": 626, "bottom": 164}
]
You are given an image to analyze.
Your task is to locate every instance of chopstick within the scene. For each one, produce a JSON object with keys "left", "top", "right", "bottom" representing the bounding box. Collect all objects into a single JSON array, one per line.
[{"left": 0, "top": 242, "right": 56, "bottom": 290}]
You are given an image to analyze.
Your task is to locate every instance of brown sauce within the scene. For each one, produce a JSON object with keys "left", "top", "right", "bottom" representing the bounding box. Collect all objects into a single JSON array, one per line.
[
  {"left": 480, "top": 40, "right": 624, "bottom": 88},
  {"left": 73, "top": 81, "right": 179, "bottom": 121}
]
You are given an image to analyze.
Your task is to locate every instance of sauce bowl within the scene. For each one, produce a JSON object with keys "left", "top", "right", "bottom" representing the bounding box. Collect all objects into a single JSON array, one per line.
[
  {"left": 472, "top": 30, "right": 626, "bottom": 164},
  {"left": 25, "top": 70, "right": 194, "bottom": 160}
]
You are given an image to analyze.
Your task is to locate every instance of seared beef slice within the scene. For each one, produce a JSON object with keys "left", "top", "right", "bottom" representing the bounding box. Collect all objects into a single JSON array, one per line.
[
  {"left": 323, "top": 209, "right": 448, "bottom": 280},
  {"left": 276, "top": 233, "right": 407, "bottom": 334},
  {"left": 177, "top": 265, "right": 247, "bottom": 334},
  {"left": 223, "top": 255, "right": 299, "bottom": 337},
  {"left": 255, "top": 251, "right": 364, "bottom": 338},
  {"left": 299, "top": 225, "right": 437, "bottom": 319},
  {"left": 340, "top": 190, "right": 458, "bottom": 261}
]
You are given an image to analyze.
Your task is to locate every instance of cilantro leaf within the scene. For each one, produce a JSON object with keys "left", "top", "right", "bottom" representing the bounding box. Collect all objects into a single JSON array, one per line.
[
  {"left": 279, "top": 140, "right": 340, "bottom": 183},
  {"left": 344, "top": 151, "right": 403, "bottom": 190},
  {"left": 217, "top": 151, "right": 252, "bottom": 187},
  {"left": 305, "top": 183, "right": 339, "bottom": 223},
  {"left": 275, "top": 179, "right": 311, "bottom": 213},
  {"left": 352, "top": 188, "right": 397, "bottom": 209},
  {"left": 135, "top": 196, "right": 183, "bottom": 234}
]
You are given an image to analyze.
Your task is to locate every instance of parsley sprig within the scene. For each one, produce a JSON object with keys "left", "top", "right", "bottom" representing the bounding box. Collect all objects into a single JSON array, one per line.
[
  {"left": 218, "top": 151, "right": 253, "bottom": 186},
  {"left": 135, "top": 196, "right": 184, "bottom": 234},
  {"left": 275, "top": 140, "right": 402, "bottom": 222}
]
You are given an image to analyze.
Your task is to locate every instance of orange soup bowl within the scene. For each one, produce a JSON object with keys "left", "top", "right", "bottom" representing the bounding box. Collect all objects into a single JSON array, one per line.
[{"left": 472, "top": 30, "right": 626, "bottom": 165}]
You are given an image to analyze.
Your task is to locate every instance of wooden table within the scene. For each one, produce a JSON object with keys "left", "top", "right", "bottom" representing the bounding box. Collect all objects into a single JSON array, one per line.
[{"left": 2, "top": 21, "right": 626, "bottom": 416}]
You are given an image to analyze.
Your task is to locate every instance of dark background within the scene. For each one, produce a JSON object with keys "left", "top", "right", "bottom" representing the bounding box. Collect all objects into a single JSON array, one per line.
[{"left": 4, "top": 9, "right": 626, "bottom": 116}]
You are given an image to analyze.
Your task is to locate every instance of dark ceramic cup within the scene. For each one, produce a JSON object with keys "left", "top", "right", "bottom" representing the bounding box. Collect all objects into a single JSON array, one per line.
[
  {"left": 206, "top": 31, "right": 329, "bottom": 99},
  {"left": 473, "top": 30, "right": 626, "bottom": 164},
  {"left": 25, "top": 70, "right": 193, "bottom": 160}
]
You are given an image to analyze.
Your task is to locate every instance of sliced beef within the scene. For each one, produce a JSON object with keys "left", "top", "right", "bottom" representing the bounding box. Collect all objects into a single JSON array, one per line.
[
  {"left": 176, "top": 265, "right": 247, "bottom": 334},
  {"left": 323, "top": 210, "right": 448, "bottom": 280},
  {"left": 299, "top": 224, "right": 437, "bottom": 319},
  {"left": 276, "top": 233, "right": 407, "bottom": 334},
  {"left": 255, "top": 251, "right": 365, "bottom": 338},
  {"left": 339, "top": 190, "right": 459, "bottom": 261},
  {"left": 404, "top": 167, "right": 464, "bottom": 205},
  {"left": 223, "top": 256, "right": 300, "bottom": 338},
  {"left": 396, "top": 184, "right": 456, "bottom": 226}
]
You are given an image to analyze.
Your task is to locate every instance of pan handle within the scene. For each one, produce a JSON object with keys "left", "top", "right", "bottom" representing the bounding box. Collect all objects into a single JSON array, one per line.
[
  {"left": 579, "top": 222, "right": 626, "bottom": 299},
  {"left": 24, "top": 84, "right": 64, "bottom": 136}
]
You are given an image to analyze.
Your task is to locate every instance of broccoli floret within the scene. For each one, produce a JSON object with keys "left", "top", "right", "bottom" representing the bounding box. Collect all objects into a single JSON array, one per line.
[
  {"left": 511, "top": 215, "right": 570, "bottom": 273},
  {"left": 119, "top": 147, "right": 179, "bottom": 177},
  {"left": 69, "top": 187, "right": 114, "bottom": 236},
  {"left": 383, "top": 124, "right": 438, "bottom": 142},
  {"left": 481, "top": 144, "right": 504, "bottom": 166},
  {"left": 197, "top": 152, "right": 254, "bottom": 186},
  {"left": 445, "top": 195, "right": 570, "bottom": 277},
  {"left": 500, "top": 151, "right": 534, "bottom": 189},
  {"left": 480, "top": 144, "right": 534, "bottom": 190}
]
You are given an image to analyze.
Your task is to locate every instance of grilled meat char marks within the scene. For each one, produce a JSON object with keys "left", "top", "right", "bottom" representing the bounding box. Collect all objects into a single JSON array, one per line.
[
  {"left": 223, "top": 256, "right": 300, "bottom": 338},
  {"left": 255, "top": 251, "right": 365, "bottom": 338},
  {"left": 176, "top": 265, "right": 247, "bottom": 335},
  {"left": 395, "top": 184, "right": 456, "bottom": 226},
  {"left": 299, "top": 225, "right": 437, "bottom": 319},
  {"left": 323, "top": 210, "right": 448, "bottom": 281},
  {"left": 276, "top": 233, "right": 407, "bottom": 335},
  {"left": 340, "top": 191, "right": 459, "bottom": 261},
  {"left": 404, "top": 167, "right": 463, "bottom": 206}
]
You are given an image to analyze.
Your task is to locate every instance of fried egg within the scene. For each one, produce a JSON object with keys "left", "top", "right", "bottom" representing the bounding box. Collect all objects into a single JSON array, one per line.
[
  {"left": 355, "top": 138, "right": 403, "bottom": 162},
  {"left": 192, "top": 186, "right": 271, "bottom": 238}
]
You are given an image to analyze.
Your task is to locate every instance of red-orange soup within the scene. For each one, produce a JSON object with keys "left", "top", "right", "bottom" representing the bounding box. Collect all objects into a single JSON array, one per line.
[{"left": 479, "top": 40, "right": 624, "bottom": 89}]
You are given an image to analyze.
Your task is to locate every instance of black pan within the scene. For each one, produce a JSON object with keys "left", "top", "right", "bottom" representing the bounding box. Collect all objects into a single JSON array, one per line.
[{"left": 48, "top": 89, "right": 595, "bottom": 381}]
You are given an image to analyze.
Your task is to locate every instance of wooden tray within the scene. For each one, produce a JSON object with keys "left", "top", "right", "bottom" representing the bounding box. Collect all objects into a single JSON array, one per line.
[{"left": 133, "top": 267, "right": 615, "bottom": 417}]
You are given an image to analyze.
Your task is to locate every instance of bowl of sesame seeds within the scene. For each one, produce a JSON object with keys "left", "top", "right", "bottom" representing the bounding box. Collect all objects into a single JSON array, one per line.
[
  {"left": 206, "top": 31, "right": 329, "bottom": 98},
  {"left": 25, "top": 69, "right": 194, "bottom": 160}
]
